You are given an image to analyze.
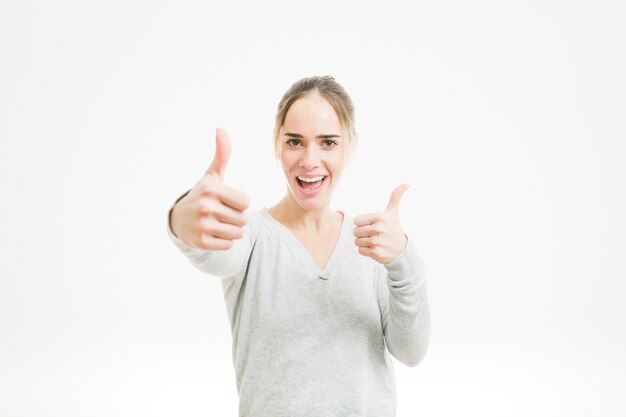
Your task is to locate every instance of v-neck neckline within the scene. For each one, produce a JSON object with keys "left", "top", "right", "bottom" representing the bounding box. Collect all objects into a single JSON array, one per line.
[{"left": 261, "top": 207, "right": 348, "bottom": 276}]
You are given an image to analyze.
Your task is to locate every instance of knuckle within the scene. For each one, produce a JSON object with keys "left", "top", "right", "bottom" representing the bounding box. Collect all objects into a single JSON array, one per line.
[
  {"left": 194, "top": 197, "right": 218, "bottom": 215},
  {"left": 199, "top": 180, "right": 219, "bottom": 196},
  {"left": 242, "top": 194, "right": 252, "bottom": 209},
  {"left": 200, "top": 233, "right": 211, "bottom": 246},
  {"left": 199, "top": 217, "right": 215, "bottom": 233},
  {"left": 194, "top": 234, "right": 207, "bottom": 249},
  {"left": 193, "top": 201, "right": 209, "bottom": 215},
  {"left": 233, "top": 227, "right": 245, "bottom": 239}
]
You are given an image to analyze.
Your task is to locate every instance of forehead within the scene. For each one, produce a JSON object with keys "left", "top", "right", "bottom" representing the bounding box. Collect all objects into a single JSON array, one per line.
[{"left": 282, "top": 94, "right": 342, "bottom": 135}]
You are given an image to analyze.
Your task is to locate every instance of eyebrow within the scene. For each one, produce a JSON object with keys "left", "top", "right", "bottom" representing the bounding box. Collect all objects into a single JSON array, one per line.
[{"left": 284, "top": 132, "right": 341, "bottom": 139}]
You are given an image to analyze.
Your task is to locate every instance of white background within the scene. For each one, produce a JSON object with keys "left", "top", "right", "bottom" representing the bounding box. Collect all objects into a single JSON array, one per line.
[{"left": 1, "top": 0, "right": 624, "bottom": 416}]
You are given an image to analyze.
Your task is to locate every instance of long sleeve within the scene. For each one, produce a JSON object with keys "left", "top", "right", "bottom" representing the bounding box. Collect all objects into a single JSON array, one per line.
[
  {"left": 376, "top": 238, "right": 431, "bottom": 367},
  {"left": 166, "top": 191, "right": 252, "bottom": 278}
]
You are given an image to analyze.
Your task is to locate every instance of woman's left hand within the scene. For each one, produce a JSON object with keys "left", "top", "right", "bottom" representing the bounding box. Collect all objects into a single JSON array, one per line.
[{"left": 353, "top": 184, "right": 409, "bottom": 265}]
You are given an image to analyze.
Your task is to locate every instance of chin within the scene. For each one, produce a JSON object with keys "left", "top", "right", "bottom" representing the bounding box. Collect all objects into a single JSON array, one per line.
[
  {"left": 289, "top": 184, "right": 333, "bottom": 211},
  {"left": 294, "top": 198, "right": 328, "bottom": 211}
]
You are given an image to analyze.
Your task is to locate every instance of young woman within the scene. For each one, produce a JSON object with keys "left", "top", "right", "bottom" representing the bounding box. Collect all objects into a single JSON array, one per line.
[{"left": 167, "top": 76, "right": 431, "bottom": 416}]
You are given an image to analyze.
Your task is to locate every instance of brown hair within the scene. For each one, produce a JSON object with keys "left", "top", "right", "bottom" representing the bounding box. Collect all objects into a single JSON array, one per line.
[{"left": 273, "top": 75, "right": 357, "bottom": 164}]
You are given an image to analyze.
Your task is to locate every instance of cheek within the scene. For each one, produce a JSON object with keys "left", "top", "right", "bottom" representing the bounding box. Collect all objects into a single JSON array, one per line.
[
  {"left": 282, "top": 156, "right": 291, "bottom": 167},
  {"left": 280, "top": 154, "right": 297, "bottom": 174},
  {"left": 328, "top": 155, "right": 345, "bottom": 174}
]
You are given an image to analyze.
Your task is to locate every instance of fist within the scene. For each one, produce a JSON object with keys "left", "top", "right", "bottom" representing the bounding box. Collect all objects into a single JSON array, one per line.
[
  {"left": 171, "top": 128, "right": 251, "bottom": 250},
  {"left": 353, "top": 184, "right": 409, "bottom": 265}
]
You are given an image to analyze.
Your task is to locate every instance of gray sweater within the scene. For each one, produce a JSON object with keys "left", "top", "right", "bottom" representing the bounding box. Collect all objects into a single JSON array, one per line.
[{"left": 167, "top": 205, "right": 431, "bottom": 417}]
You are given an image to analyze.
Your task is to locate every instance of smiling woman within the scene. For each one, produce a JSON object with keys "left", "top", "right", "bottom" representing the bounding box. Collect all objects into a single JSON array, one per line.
[
  {"left": 276, "top": 93, "right": 346, "bottom": 213},
  {"left": 167, "top": 75, "right": 431, "bottom": 417}
]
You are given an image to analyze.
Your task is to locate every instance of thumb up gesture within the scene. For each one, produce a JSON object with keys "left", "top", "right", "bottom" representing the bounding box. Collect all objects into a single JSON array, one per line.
[
  {"left": 353, "top": 184, "right": 410, "bottom": 265},
  {"left": 170, "top": 128, "right": 251, "bottom": 250}
]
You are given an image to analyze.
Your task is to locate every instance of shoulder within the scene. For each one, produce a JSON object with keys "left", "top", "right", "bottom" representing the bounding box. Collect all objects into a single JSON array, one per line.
[
  {"left": 338, "top": 210, "right": 355, "bottom": 234},
  {"left": 248, "top": 208, "right": 272, "bottom": 226},
  {"left": 339, "top": 210, "right": 354, "bottom": 223},
  {"left": 245, "top": 207, "right": 277, "bottom": 239}
]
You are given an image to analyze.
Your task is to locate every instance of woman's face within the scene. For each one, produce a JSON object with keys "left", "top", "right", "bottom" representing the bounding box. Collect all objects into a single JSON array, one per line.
[{"left": 278, "top": 94, "right": 346, "bottom": 212}]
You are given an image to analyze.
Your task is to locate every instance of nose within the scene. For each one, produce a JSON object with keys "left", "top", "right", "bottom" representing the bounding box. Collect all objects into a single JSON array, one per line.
[{"left": 299, "top": 146, "right": 321, "bottom": 170}]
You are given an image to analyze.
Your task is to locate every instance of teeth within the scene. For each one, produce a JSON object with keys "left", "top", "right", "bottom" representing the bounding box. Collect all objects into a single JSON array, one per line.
[{"left": 298, "top": 175, "right": 324, "bottom": 183}]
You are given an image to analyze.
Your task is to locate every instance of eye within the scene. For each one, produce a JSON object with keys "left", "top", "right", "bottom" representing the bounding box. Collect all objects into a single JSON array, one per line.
[
  {"left": 322, "top": 139, "right": 338, "bottom": 149},
  {"left": 286, "top": 139, "right": 303, "bottom": 148}
]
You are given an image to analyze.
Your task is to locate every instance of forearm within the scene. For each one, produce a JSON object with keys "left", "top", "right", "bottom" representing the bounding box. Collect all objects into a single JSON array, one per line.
[{"left": 380, "top": 240, "right": 431, "bottom": 367}]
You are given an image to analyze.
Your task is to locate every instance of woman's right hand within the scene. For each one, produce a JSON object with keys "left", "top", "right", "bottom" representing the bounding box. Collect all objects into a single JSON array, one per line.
[{"left": 170, "top": 128, "right": 251, "bottom": 250}]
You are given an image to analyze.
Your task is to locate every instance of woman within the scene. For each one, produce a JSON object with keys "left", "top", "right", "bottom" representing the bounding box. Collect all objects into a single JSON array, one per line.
[{"left": 167, "top": 76, "right": 431, "bottom": 417}]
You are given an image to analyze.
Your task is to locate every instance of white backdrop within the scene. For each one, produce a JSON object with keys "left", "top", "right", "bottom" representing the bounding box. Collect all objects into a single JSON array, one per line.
[{"left": 1, "top": 0, "right": 624, "bottom": 416}]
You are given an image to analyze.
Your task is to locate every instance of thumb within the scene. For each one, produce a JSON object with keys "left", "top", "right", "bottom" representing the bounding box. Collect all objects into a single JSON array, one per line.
[
  {"left": 385, "top": 184, "right": 409, "bottom": 213},
  {"left": 205, "top": 127, "right": 231, "bottom": 180}
]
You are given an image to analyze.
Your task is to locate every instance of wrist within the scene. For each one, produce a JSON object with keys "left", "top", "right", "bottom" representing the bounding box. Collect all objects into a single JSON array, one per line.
[{"left": 169, "top": 189, "right": 192, "bottom": 238}]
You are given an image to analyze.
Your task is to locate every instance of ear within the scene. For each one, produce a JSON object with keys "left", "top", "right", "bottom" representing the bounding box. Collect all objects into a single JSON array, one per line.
[
  {"left": 274, "top": 145, "right": 281, "bottom": 160},
  {"left": 346, "top": 131, "right": 358, "bottom": 164},
  {"left": 274, "top": 127, "right": 283, "bottom": 160}
]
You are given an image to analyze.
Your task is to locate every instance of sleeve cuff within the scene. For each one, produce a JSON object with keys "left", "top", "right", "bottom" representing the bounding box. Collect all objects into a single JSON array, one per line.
[{"left": 384, "top": 238, "right": 424, "bottom": 282}]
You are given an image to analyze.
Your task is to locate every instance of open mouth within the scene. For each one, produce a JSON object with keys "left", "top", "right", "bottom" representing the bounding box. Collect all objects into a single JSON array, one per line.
[{"left": 296, "top": 175, "right": 326, "bottom": 193}]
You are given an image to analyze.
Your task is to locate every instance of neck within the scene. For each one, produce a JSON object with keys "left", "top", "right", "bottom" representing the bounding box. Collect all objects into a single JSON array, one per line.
[{"left": 270, "top": 194, "right": 335, "bottom": 234}]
